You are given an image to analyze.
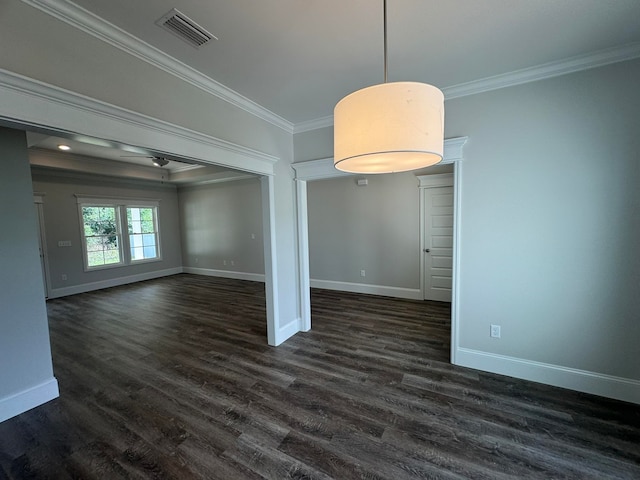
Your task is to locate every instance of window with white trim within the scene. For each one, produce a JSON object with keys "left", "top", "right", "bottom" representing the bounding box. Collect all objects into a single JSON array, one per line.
[
  {"left": 127, "top": 206, "right": 159, "bottom": 262},
  {"left": 77, "top": 196, "right": 161, "bottom": 271},
  {"left": 81, "top": 205, "right": 123, "bottom": 268}
]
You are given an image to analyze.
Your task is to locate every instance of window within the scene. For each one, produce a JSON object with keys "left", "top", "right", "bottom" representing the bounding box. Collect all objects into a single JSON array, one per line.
[
  {"left": 82, "top": 205, "right": 123, "bottom": 268},
  {"left": 127, "top": 207, "right": 159, "bottom": 262},
  {"left": 77, "top": 196, "right": 161, "bottom": 270}
]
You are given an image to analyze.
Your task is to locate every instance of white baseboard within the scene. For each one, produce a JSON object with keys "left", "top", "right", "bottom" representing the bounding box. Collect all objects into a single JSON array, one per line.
[
  {"left": 455, "top": 347, "right": 640, "bottom": 405},
  {"left": 48, "top": 267, "right": 183, "bottom": 298},
  {"left": 183, "top": 267, "right": 265, "bottom": 283},
  {"left": 310, "top": 279, "right": 422, "bottom": 300},
  {"left": 0, "top": 377, "right": 59, "bottom": 423}
]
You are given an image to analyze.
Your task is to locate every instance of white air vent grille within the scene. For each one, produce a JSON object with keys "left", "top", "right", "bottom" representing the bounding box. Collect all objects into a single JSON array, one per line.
[{"left": 156, "top": 8, "right": 217, "bottom": 48}]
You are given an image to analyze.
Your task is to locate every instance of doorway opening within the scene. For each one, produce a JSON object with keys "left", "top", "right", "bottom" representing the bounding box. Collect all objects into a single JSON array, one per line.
[{"left": 292, "top": 137, "right": 467, "bottom": 363}]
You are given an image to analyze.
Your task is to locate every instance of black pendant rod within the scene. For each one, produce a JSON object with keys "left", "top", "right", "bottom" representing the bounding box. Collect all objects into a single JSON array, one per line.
[{"left": 383, "top": 0, "right": 388, "bottom": 83}]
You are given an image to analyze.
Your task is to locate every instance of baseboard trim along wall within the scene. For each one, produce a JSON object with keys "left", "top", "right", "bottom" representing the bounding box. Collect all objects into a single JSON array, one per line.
[
  {"left": 182, "top": 267, "right": 266, "bottom": 283},
  {"left": 48, "top": 267, "right": 183, "bottom": 298},
  {"left": 310, "top": 279, "right": 422, "bottom": 300},
  {"left": 455, "top": 347, "right": 640, "bottom": 405},
  {"left": 0, "top": 378, "right": 59, "bottom": 423},
  {"left": 48, "top": 268, "right": 418, "bottom": 300}
]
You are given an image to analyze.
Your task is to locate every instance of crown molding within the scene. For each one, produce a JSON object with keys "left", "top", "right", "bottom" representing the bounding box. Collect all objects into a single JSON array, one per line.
[
  {"left": 291, "top": 157, "right": 350, "bottom": 182},
  {"left": 0, "top": 68, "right": 279, "bottom": 175},
  {"left": 443, "top": 42, "right": 640, "bottom": 99},
  {"left": 417, "top": 173, "right": 453, "bottom": 189},
  {"left": 293, "top": 115, "right": 335, "bottom": 134},
  {"left": 173, "top": 172, "right": 257, "bottom": 188},
  {"left": 292, "top": 43, "right": 640, "bottom": 134},
  {"left": 21, "top": 1, "right": 640, "bottom": 136},
  {"left": 169, "top": 164, "right": 205, "bottom": 174},
  {"left": 440, "top": 136, "right": 468, "bottom": 165},
  {"left": 21, "top": 0, "right": 294, "bottom": 134},
  {"left": 30, "top": 165, "right": 178, "bottom": 189}
]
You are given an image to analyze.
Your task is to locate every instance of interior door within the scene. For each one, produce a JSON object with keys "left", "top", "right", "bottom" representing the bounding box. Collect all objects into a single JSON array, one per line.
[{"left": 423, "top": 186, "right": 453, "bottom": 302}]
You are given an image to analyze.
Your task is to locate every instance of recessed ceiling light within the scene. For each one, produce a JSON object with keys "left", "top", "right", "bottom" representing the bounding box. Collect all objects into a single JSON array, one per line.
[{"left": 57, "top": 144, "right": 71, "bottom": 151}]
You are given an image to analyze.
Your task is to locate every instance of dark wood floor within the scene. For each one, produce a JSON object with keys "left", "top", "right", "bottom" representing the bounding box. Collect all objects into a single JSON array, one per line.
[{"left": 1, "top": 274, "right": 638, "bottom": 479}]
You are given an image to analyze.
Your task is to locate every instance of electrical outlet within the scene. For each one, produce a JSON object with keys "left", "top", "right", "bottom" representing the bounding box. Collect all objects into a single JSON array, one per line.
[
  {"left": 231, "top": 260, "right": 235, "bottom": 266},
  {"left": 223, "top": 260, "right": 227, "bottom": 266},
  {"left": 360, "top": 269, "right": 366, "bottom": 277},
  {"left": 61, "top": 274, "right": 67, "bottom": 281},
  {"left": 490, "top": 324, "right": 501, "bottom": 338}
]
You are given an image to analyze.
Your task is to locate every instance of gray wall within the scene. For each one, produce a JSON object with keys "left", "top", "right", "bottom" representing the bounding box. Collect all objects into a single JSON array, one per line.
[
  {"left": 307, "top": 173, "right": 421, "bottom": 289},
  {"left": 448, "top": 58, "right": 640, "bottom": 381},
  {"left": 179, "top": 179, "right": 264, "bottom": 275},
  {"left": 1, "top": 0, "right": 301, "bottom": 339},
  {"left": 294, "top": 127, "right": 334, "bottom": 163},
  {"left": 298, "top": 120, "right": 453, "bottom": 295},
  {"left": 0, "top": 0, "right": 281, "bottom": 154},
  {"left": 2, "top": 0, "right": 636, "bottom": 405},
  {"left": 0, "top": 128, "right": 57, "bottom": 419},
  {"left": 296, "top": 59, "right": 640, "bottom": 398},
  {"left": 31, "top": 170, "right": 183, "bottom": 294}
]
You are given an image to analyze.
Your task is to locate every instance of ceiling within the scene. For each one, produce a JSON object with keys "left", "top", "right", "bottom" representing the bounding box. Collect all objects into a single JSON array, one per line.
[
  {"left": 26, "top": 132, "right": 199, "bottom": 173},
  {"left": 23, "top": 0, "right": 640, "bottom": 170},
  {"left": 67, "top": 0, "right": 640, "bottom": 125}
]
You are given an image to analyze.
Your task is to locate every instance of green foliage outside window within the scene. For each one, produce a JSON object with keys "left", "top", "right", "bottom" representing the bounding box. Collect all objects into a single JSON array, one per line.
[
  {"left": 126, "top": 207, "right": 155, "bottom": 234},
  {"left": 82, "top": 206, "right": 121, "bottom": 267}
]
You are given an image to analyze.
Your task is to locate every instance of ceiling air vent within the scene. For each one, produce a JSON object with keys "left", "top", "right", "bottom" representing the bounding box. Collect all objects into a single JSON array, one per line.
[{"left": 156, "top": 8, "right": 217, "bottom": 48}]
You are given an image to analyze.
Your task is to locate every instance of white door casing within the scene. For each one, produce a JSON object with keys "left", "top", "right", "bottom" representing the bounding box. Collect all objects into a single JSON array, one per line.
[
  {"left": 0, "top": 70, "right": 289, "bottom": 346},
  {"left": 292, "top": 138, "right": 467, "bottom": 364},
  {"left": 34, "top": 194, "right": 50, "bottom": 299}
]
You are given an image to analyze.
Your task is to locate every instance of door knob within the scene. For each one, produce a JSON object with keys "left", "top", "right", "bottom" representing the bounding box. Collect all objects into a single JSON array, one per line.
[{"left": 424, "top": 248, "right": 430, "bottom": 253}]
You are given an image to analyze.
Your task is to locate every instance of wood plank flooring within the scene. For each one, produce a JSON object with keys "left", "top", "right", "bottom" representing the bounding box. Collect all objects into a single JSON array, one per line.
[{"left": 0, "top": 274, "right": 638, "bottom": 479}]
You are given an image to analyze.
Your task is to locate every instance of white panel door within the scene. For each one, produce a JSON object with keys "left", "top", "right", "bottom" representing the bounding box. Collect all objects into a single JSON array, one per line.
[{"left": 424, "top": 186, "right": 453, "bottom": 302}]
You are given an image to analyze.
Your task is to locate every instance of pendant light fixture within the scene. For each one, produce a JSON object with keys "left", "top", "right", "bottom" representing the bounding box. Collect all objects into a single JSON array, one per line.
[{"left": 334, "top": 0, "right": 444, "bottom": 174}]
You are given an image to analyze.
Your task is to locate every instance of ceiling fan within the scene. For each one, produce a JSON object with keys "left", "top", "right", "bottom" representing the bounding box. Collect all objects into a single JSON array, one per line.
[{"left": 120, "top": 154, "right": 169, "bottom": 167}]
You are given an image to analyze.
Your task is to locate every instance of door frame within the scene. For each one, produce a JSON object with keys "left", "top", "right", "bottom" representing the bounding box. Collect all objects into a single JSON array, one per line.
[
  {"left": 0, "top": 69, "right": 288, "bottom": 345},
  {"left": 34, "top": 193, "right": 51, "bottom": 299},
  {"left": 292, "top": 137, "right": 467, "bottom": 363}
]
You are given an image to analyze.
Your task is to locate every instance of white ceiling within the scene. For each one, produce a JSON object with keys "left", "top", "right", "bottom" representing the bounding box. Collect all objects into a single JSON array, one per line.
[
  {"left": 67, "top": 0, "right": 640, "bottom": 124},
  {"left": 26, "top": 132, "right": 200, "bottom": 173}
]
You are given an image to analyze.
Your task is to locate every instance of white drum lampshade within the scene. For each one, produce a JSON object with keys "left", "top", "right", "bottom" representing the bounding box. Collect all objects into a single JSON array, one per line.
[{"left": 334, "top": 81, "right": 444, "bottom": 174}]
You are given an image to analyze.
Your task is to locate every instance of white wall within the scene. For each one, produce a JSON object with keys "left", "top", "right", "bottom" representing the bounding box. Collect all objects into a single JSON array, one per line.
[
  {"left": 448, "top": 58, "right": 640, "bottom": 400},
  {"left": 31, "top": 169, "right": 184, "bottom": 297},
  {"left": 179, "top": 178, "right": 265, "bottom": 280},
  {"left": 0, "top": 128, "right": 58, "bottom": 422}
]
